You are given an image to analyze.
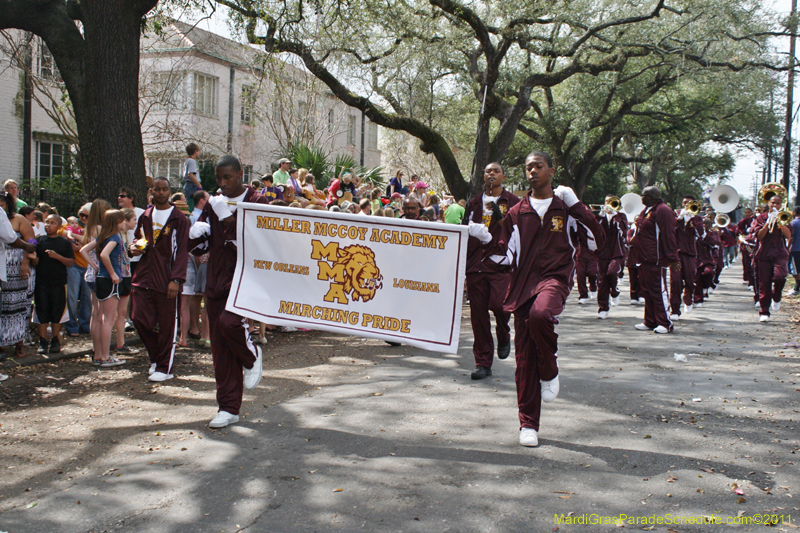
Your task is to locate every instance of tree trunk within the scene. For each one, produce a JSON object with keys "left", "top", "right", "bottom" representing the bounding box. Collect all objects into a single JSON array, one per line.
[{"left": 1, "top": 0, "right": 156, "bottom": 206}]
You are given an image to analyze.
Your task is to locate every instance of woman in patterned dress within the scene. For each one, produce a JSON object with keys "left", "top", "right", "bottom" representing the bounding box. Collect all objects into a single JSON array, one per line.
[{"left": 0, "top": 192, "right": 36, "bottom": 357}]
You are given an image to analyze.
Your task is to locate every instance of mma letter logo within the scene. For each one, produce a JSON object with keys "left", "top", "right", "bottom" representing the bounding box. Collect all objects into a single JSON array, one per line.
[
  {"left": 311, "top": 240, "right": 384, "bottom": 304},
  {"left": 550, "top": 216, "right": 564, "bottom": 232}
]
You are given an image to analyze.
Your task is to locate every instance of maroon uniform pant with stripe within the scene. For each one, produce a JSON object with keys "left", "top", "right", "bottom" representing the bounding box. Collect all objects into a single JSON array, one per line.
[
  {"left": 693, "top": 264, "right": 715, "bottom": 303},
  {"left": 131, "top": 287, "right": 179, "bottom": 375},
  {"left": 628, "top": 266, "right": 642, "bottom": 300},
  {"left": 206, "top": 296, "right": 258, "bottom": 415},
  {"left": 512, "top": 284, "right": 567, "bottom": 431},
  {"left": 669, "top": 254, "right": 696, "bottom": 314},
  {"left": 639, "top": 263, "right": 672, "bottom": 331},
  {"left": 597, "top": 258, "right": 623, "bottom": 312},
  {"left": 467, "top": 271, "right": 511, "bottom": 368},
  {"left": 756, "top": 260, "right": 788, "bottom": 316},
  {"left": 575, "top": 258, "right": 598, "bottom": 298},
  {"left": 741, "top": 248, "right": 754, "bottom": 286}
]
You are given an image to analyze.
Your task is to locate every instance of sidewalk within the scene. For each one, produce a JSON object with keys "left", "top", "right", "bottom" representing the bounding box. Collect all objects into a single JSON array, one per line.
[{"left": 0, "top": 266, "right": 798, "bottom": 532}]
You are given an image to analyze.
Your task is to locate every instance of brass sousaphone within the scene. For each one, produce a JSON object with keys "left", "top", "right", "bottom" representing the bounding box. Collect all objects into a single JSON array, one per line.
[{"left": 758, "top": 182, "right": 792, "bottom": 230}]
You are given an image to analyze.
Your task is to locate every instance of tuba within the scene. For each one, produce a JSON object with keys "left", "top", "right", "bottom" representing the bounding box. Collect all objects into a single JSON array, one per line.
[
  {"left": 709, "top": 184, "right": 739, "bottom": 213},
  {"left": 758, "top": 182, "right": 791, "bottom": 230},
  {"left": 621, "top": 193, "right": 644, "bottom": 219},
  {"left": 685, "top": 200, "right": 701, "bottom": 216}
]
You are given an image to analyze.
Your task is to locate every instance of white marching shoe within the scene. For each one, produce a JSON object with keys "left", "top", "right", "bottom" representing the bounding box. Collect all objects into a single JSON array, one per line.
[
  {"left": 759, "top": 315, "right": 770, "bottom": 323},
  {"left": 540, "top": 376, "right": 560, "bottom": 403},
  {"left": 669, "top": 314, "right": 680, "bottom": 321},
  {"left": 149, "top": 363, "right": 156, "bottom": 376},
  {"left": 244, "top": 344, "right": 263, "bottom": 390},
  {"left": 694, "top": 302, "right": 703, "bottom": 308},
  {"left": 771, "top": 301, "right": 780, "bottom": 312},
  {"left": 598, "top": 311, "right": 609, "bottom": 319},
  {"left": 578, "top": 298, "right": 589, "bottom": 304},
  {"left": 610, "top": 296, "right": 619, "bottom": 306},
  {"left": 683, "top": 303, "right": 692, "bottom": 315},
  {"left": 519, "top": 428, "right": 539, "bottom": 447},
  {"left": 209, "top": 411, "right": 240, "bottom": 428},
  {"left": 634, "top": 323, "right": 651, "bottom": 331},
  {"left": 654, "top": 325, "right": 670, "bottom": 334},
  {"left": 589, "top": 291, "right": 597, "bottom": 300},
  {"left": 149, "top": 371, "right": 173, "bottom": 382},
  {"left": 638, "top": 297, "right": 645, "bottom": 304}
]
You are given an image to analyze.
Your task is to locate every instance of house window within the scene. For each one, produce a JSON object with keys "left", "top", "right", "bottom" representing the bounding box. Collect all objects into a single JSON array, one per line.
[
  {"left": 272, "top": 104, "right": 282, "bottom": 123},
  {"left": 367, "top": 122, "right": 378, "bottom": 150},
  {"left": 36, "top": 141, "right": 68, "bottom": 179},
  {"left": 151, "top": 158, "right": 183, "bottom": 187},
  {"left": 152, "top": 71, "right": 184, "bottom": 111},
  {"left": 297, "top": 100, "right": 309, "bottom": 121},
  {"left": 37, "top": 41, "right": 59, "bottom": 81},
  {"left": 193, "top": 73, "right": 217, "bottom": 115},
  {"left": 243, "top": 165, "right": 253, "bottom": 183},
  {"left": 241, "top": 85, "right": 255, "bottom": 125},
  {"left": 347, "top": 115, "right": 356, "bottom": 146},
  {"left": 328, "top": 109, "right": 334, "bottom": 132}
]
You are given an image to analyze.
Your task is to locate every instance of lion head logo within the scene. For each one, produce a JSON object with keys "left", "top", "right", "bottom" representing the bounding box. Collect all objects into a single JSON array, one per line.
[{"left": 333, "top": 244, "right": 383, "bottom": 302}]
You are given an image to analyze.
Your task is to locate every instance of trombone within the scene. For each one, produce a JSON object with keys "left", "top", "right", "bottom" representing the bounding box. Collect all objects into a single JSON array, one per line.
[
  {"left": 685, "top": 200, "right": 701, "bottom": 216},
  {"left": 590, "top": 196, "right": 622, "bottom": 213}
]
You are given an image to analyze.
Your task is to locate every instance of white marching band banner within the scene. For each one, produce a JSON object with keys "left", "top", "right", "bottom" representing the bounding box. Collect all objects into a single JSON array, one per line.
[{"left": 226, "top": 204, "right": 468, "bottom": 353}]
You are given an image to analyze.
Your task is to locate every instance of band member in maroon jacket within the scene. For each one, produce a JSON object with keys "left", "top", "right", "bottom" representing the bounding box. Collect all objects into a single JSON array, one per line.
[
  {"left": 188, "top": 155, "right": 267, "bottom": 428},
  {"left": 464, "top": 162, "right": 520, "bottom": 380},
  {"left": 631, "top": 186, "right": 679, "bottom": 333},
  {"left": 712, "top": 225, "right": 725, "bottom": 288},
  {"left": 575, "top": 233, "right": 598, "bottom": 304},
  {"left": 752, "top": 195, "right": 792, "bottom": 322},
  {"left": 130, "top": 177, "right": 190, "bottom": 382},
  {"left": 480, "top": 151, "right": 604, "bottom": 447},
  {"left": 693, "top": 219, "right": 719, "bottom": 306},
  {"left": 596, "top": 200, "right": 628, "bottom": 319},
  {"left": 670, "top": 195, "right": 704, "bottom": 319},
  {"left": 736, "top": 208, "right": 755, "bottom": 287},
  {"left": 626, "top": 226, "right": 644, "bottom": 304}
]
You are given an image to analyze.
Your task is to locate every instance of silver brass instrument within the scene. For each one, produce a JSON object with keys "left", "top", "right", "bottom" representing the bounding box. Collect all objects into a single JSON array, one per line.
[{"left": 714, "top": 213, "right": 730, "bottom": 228}]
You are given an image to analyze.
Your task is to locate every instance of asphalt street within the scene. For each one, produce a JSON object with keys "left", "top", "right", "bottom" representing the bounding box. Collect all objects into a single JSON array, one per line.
[{"left": 1, "top": 266, "right": 798, "bottom": 533}]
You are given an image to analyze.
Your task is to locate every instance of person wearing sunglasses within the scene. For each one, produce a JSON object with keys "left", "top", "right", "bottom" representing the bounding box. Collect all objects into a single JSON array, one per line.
[{"left": 116, "top": 187, "right": 145, "bottom": 353}]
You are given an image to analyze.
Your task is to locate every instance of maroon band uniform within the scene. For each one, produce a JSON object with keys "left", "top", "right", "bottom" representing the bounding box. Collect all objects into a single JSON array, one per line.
[
  {"left": 694, "top": 229, "right": 719, "bottom": 304},
  {"left": 670, "top": 215, "right": 702, "bottom": 315},
  {"left": 596, "top": 212, "right": 628, "bottom": 312},
  {"left": 465, "top": 190, "right": 520, "bottom": 369},
  {"left": 751, "top": 213, "right": 789, "bottom": 317},
  {"left": 131, "top": 206, "right": 190, "bottom": 376},
  {"left": 631, "top": 199, "right": 678, "bottom": 331},
  {"left": 736, "top": 216, "right": 754, "bottom": 287},
  {"left": 190, "top": 187, "right": 268, "bottom": 415},
  {"left": 626, "top": 227, "right": 642, "bottom": 301},
  {"left": 493, "top": 194, "right": 604, "bottom": 431}
]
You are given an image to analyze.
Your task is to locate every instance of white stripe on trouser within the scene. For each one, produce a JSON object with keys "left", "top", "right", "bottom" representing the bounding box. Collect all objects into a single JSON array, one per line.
[
  {"left": 167, "top": 298, "right": 178, "bottom": 374},
  {"left": 660, "top": 267, "right": 673, "bottom": 329},
  {"left": 241, "top": 316, "right": 257, "bottom": 358}
]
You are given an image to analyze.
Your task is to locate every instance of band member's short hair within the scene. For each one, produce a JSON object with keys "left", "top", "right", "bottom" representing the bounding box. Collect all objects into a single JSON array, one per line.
[
  {"left": 527, "top": 151, "right": 553, "bottom": 168},
  {"left": 216, "top": 154, "right": 241, "bottom": 172},
  {"left": 682, "top": 194, "right": 696, "bottom": 201}
]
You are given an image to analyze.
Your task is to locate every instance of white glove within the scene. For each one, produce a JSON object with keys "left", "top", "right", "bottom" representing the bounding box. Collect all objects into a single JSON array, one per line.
[
  {"left": 554, "top": 186, "right": 579, "bottom": 207},
  {"left": 189, "top": 221, "right": 211, "bottom": 240},
  {"left": 768, "top": 210, "right": 778, "bottom": 224},
  {"left": 468, "top": 221, "right": 492, "bottom": 244},
  {"left": 209, "top": 196, "right": 233, "bottom": 221}
]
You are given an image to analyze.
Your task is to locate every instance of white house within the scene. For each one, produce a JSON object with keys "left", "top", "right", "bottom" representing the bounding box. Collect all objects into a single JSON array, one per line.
[{"left": 0, "top": 22, "right": 381, "bottom": 195}]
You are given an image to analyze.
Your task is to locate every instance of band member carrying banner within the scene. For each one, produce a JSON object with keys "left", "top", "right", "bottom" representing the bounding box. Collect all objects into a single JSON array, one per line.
[
  {"left": 474, "top": 151, "right": 603, "bottom": 447},
  {"left": 464, "top": 162, "right": 520, "bottom": 380},
  {"left": 189, "top": 155, "right": 268, "bottom": 428}
]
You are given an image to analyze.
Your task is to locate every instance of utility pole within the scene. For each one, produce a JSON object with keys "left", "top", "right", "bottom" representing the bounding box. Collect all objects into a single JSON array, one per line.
[{"left": 788, "top": 0, "right": 798, "bottom": 197}]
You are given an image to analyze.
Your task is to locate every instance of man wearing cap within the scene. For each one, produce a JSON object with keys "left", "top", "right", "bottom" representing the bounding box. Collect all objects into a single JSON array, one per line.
[{"left": 273, "top": 158, "right": 291, "bottom": 185}]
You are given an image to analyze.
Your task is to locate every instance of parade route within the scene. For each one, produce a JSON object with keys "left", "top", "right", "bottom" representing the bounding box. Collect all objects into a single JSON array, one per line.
[{"left": 0, "top": 267, "right": 798, "bottom": 532}]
